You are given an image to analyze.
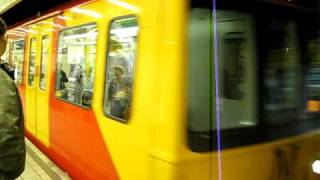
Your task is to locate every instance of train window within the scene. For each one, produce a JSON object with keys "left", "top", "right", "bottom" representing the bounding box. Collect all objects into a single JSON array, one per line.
[
  {"left": 12, "top": 40, "right": 25, "bottom": 85},
  {"left": 262, "top": 20, "right": 301, "bottom": 124},
  {"left": 40, "top": 35, "right": 49, "bottom": 90},
  {"left": 104, "top": 17, "right": 138, "bottom": 122},
  {"left": 188, "top": 9, "right": 257, "bottom": 151},
  {"left": 55, "top": 23, "right": 97, "bottom": 107},
  {"left": 28, "top": 37, "right": 37, "bottom": 86}
]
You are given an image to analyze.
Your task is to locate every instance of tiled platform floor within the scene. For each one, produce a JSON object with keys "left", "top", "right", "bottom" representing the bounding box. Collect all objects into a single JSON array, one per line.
[{"left": 16, "top": 138, "right": 71, "bottom": 180}]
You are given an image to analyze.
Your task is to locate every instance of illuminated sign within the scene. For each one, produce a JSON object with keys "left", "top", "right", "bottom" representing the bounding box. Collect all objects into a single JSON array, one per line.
[{"left": 0, "top": 0, "right": 22, "bottom": 14}]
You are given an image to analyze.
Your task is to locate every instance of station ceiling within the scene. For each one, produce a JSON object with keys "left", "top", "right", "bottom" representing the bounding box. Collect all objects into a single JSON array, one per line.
[
  {"left": 0, "top": 0, "right": 74, "bottom": 28},
  {"left": 1, "top": 0, "right": 319, "bottom": 28}
]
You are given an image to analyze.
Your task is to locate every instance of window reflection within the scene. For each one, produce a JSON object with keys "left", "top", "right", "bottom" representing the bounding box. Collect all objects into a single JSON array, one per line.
[
  {"left": 55, "top": 23, "right": 97, "bottom": 107},
  {"left": 188, "top": 9, "right": 257, "bottom": 132},
  {"left": 104, "top": 17, "right": 138, "bottom": 121},
  {"left": 263, "top": 21, "right": 301, "bottom": 123},
  {"left": 223, "top": 32, "right": 245, "bottom": 100},
  {"left": 40, "top": 35, "right": 49, "bottom": 90},
  {"left": 12, "top": 40, "right": 24, "bottom": 84},
  {"left": 28, "top": 38, "right": 37, "bottom": 86}
]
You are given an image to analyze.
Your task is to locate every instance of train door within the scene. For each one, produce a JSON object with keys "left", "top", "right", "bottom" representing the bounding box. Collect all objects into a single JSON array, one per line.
[
  {"left": 25, "top": 23, "right": 52, "bottom": 146},
  {"left": 35, "top": 29, "right": 52, "bottom": 146},
  {"left": 25, "top": 35, "right": 39, "bottom": 136},
  {"left": 98, "top": 13, "right": 140, "bottom": 180}
]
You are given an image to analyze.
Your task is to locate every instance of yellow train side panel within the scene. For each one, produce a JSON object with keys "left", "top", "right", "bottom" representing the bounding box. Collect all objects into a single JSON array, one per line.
[
  {"left": 35, "top": 18, "right": 54, "bottom": 147},
  {"left": 24, "top": 19, "right": 53, "bottom": 146}
]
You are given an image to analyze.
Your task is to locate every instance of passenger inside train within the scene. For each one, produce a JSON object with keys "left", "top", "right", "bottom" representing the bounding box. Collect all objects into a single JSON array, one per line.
[
  {"left": 107, "top": 65, "right": 131, "bottom": 119},
  {"left": 104, "top": 17, "right": 138, "bottom": 121},
  {"left": 57, "top": 63, "right": 68, "bottom": 93}
]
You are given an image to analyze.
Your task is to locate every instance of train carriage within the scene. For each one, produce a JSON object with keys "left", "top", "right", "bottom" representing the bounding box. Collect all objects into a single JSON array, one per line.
[{"left": 3, "top": 0, "right": 320, "bottom": 179}]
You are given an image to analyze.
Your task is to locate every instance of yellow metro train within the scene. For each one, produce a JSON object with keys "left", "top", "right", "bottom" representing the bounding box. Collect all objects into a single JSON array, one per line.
[{"left": 2, "top": 0, "right": 320, "bottom": 179}]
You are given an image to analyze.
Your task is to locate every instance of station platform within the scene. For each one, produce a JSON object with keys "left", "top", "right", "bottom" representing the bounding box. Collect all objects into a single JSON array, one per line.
[{"left": 16, "top": 138, "right": 70, "bottom": 180}]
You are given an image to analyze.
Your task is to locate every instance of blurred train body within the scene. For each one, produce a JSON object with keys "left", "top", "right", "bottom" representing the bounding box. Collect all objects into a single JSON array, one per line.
[{"left": 3, "top": 0, "right": 320, "bottom": 179}]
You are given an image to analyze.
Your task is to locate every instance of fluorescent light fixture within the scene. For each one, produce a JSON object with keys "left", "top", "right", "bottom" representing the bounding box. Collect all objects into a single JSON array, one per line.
[
  {"left": 0, "top": 0, "right": 22, "bottom": 14},
  {"left": 7, "top": 32, "right": 25, "bottom": 37},
  {"left": 312, "top": 160, "right": 320, "bottom": 174},
  {"left": 45, "top": 28, "right": 56, "bottom": 32},
  {"left": 13, "top": 31, "right": 26, "bottom": 36},
  {"left": 239, "top": 121, "right": 256, "bottom": 126},
  {"left": 52, "top": 23, "right": 65, "bottom": 29},
  {"left": 15, "top": 27, "right": 36, "bottom": 34},
  {"left": 8, "top": 29, "right": 26, "bottom": 35},
  {"left": 71, "top": 7, "right": 102, "bottom": 18},
  {"left": 38, "top": 21, "right": 65, "bottom": 29},
  {"left": 109, "top": 0, "right": 138, "bottom": 11},
  {"left": 38, "top": 21, "right": 52, "bottom": 25},
  {"left": 28, "top": 29, "right": 36, "bottom": 33},
  {"left": 15, "top": 27, "right": 29, "bottom": 33},
  {"left": 70, "top": 25, "right": 96, "bottom": 32},
  {"left": 63, "top": 32, "right": 97, "bottom": 40},
  {"left": 110, "top": 27, "right": 138, "bottom": 37},
  {"left": 30, "top": 25, "right": 39, "bottom": 29},
  {"left": 57, "top": 15, "right": 72, "bottom": 21}
]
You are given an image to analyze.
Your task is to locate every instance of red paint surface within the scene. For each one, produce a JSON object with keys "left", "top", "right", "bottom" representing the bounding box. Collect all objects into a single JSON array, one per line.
[{"left": 49, "top": 103, "right": 119, "bottom": 179}]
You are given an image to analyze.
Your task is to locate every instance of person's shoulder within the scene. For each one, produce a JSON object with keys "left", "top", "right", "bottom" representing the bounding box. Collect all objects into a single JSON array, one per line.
[
  {"left": 0, "top": 68, "right": 13, "bottom": 82},
  {"left": 0, "top": 69, "right": 17, "bottom": 102},
  {"left": 0, "top": 68, "right": 15, "bottom": 89},
  {"left": 0, "top": 62, "right": 14, "bottom": 80}
]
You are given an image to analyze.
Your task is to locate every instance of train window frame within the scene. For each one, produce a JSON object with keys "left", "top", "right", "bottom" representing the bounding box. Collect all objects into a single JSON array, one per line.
[
  {"left": 54, "top": 22, "right": 98, "bottom": 109},
  {"left": 103, "top": 15, "right": 139, "bottom": 123},
  {"left": 39, "top": 34, "right": 49, "bottom": 91},
  {"left": 28, "top": 37, "right": 37, "bottom": 87}
]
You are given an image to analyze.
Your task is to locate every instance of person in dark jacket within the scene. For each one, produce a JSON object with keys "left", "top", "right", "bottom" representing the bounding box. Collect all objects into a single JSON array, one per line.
[
  {"left": 57, "top": 63, "right": 68, "bottom": 90},
  {"left": 0, "top": 17, "right": 26, "bottom": 180}
]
